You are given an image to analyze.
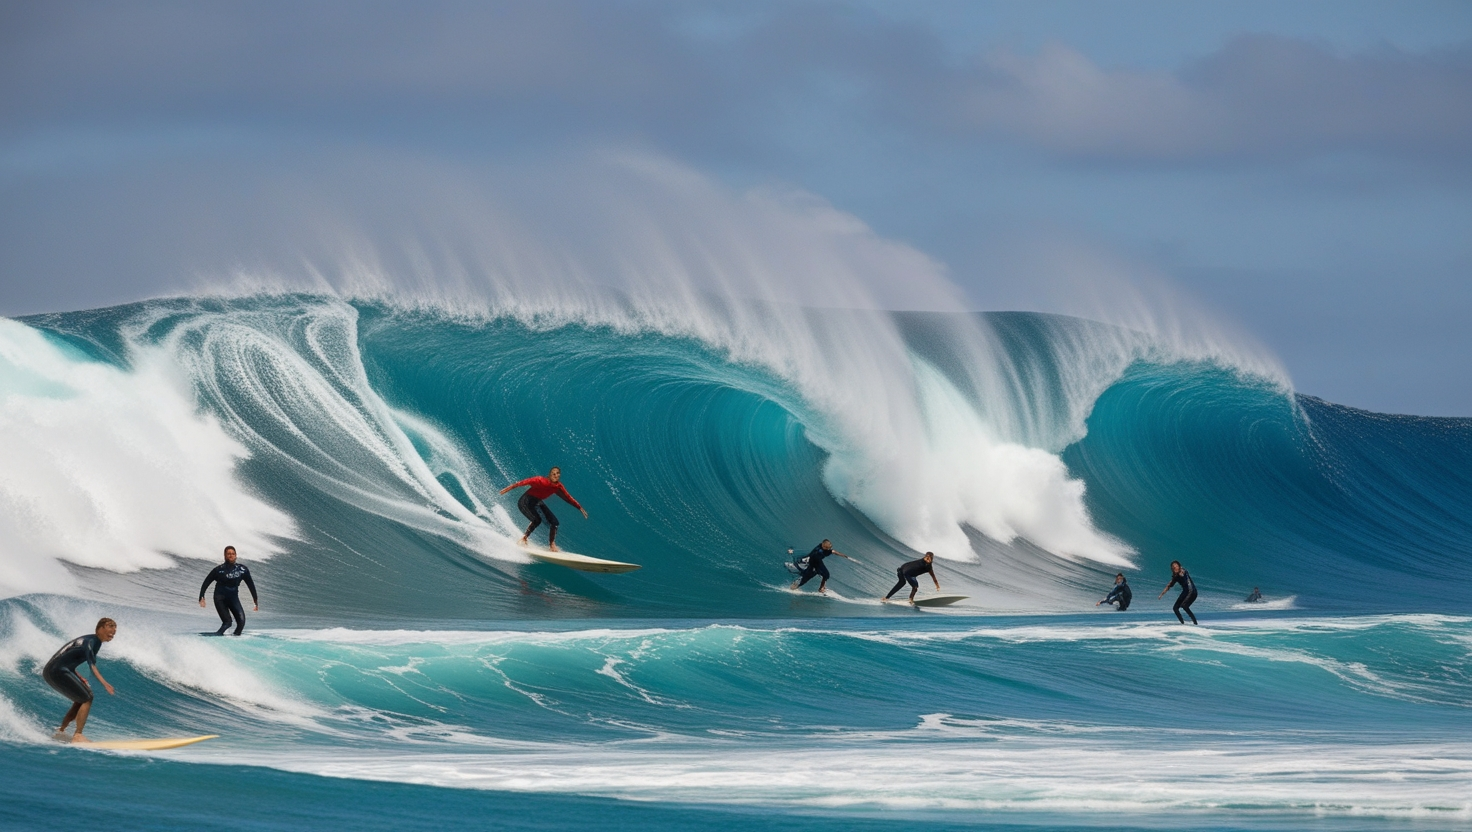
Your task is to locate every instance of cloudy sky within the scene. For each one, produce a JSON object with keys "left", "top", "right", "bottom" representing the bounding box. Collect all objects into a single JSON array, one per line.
[{"left": 2, "top": 1, "right": 1470, "bottom": 414}]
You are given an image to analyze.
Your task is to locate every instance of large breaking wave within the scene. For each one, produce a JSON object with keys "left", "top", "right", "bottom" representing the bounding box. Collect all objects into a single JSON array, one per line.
[{"left": 2, "top": 293, "right": 1468, "bottom": 616}]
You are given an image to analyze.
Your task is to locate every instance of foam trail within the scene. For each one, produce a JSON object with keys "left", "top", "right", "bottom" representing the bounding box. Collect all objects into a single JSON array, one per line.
[{"left": 133, "top": 299, "right": 524, "bottom": 562}]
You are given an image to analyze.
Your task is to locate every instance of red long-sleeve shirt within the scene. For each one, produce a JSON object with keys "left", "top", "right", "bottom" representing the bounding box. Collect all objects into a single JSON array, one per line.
[{"left": 509, "top": 477, "right": 583, "bottom": 510}]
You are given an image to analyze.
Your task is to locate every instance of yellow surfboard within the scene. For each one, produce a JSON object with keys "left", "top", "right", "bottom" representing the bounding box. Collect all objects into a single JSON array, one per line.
[{"left": 84, "top": 735, "right": 219, "bottom": 751}]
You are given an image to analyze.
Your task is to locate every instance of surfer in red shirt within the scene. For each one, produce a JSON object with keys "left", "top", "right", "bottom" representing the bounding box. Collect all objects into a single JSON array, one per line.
[{"left": 499, "top": 467, "right": 588, "bottom": 551}]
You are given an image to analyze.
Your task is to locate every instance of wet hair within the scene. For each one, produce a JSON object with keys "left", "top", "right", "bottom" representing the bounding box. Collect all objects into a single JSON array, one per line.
[
  {"left": 224, "top": 545, "right": 237, "bottom": 555},
  {"left": 96, "top": 617, "right": 116, "bottom": 631},
  {"left": 1170, "top": 560, "right": 1181, "bottom": 569},
  {"left": 821, "top": 539, "right": 831, "bottom": 547},
  {"left": 1115, "top": 573, "right": 1125, "bottom": 579},
  {"left": 924, "top": 551, "right": 934, "bottom": 558},
  {"left": 550, "top": 466, "right": 561, "bottom": 474}
]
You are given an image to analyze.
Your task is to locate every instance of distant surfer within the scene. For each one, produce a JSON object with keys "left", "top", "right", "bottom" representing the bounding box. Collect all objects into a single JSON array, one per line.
[
  {"left": 791, "top": 539, "right": 851, "bottom": 594},
  {"left": 1157, "top": 560, "right": 1198, "bottom": 624},
  {"left": 500, "top": 466, "right": 587, "bottom": 552},
  {"left": 43, "top": 618, "right": 117, "bottom": 743},
  {"left": 883, "top": 552, "right": 940, "bottom": 603},
  {"left": 1244, "top": 587, "right": 1263, "bottom": 603},
  {"left": 199, "top": 545, "right": 259, "bottom": 636},
  {"left": 1097, "top": 573, "right": 1132, "bottom": 611}
]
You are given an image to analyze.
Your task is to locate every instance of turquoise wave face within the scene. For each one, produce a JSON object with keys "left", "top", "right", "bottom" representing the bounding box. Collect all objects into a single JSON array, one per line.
[
  {"left": 9, "top": 294, "right": 1472, "bottom": 617},
  {"left": 1067, "top": 363, "right": 1472, "bottom": 610}
]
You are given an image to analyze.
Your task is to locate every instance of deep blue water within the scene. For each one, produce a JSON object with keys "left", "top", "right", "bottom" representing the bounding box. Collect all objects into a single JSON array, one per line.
[{"left": 1, "top": 295, "right": 1469, "bottom": 830}]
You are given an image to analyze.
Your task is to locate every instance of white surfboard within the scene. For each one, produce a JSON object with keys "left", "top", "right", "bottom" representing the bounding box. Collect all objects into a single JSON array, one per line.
[
  {"left": 911, "top": 595, "right": 969, "bottom": 608},
  {"left": 520, "top": 546, "right": 641, "bottom": 574},
  {"left": 84, "top": 734, "right": 219, "bottom": 751}
]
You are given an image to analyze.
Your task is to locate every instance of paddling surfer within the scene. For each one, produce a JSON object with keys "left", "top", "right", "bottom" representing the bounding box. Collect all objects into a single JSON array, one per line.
[
  {"left": 883, "top": 552, "right": 939, "bottom": 603},
  {"left": 43, "top": 618, "right": 117, "bottom": 743},
  {"left": 500, "top": 467, "right": 587, "bottom": 552},
  {"left": 199, "top": 545, "right": 259, "bottom": 636},
  {"left": 791, "top": 539, "right": 851, "bottom": 594}
]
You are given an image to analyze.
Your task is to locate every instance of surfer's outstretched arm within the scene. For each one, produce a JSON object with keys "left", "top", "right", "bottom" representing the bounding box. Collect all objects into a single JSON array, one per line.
[{"left": 90, "top": 663, "right": 114, "bottom": 696}]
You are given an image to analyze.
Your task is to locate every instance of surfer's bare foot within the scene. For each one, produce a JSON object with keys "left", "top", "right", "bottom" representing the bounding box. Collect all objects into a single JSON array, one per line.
[
  {"left": 52, "top": 730, "right": 68, "bottom": 741},
  {"left": 549, "top": 543, "right": 560, "bottom": 552},
  {"left": 519, "top": 536, "right": 529, "bottom": 546},
  {"left": 70, "top": 733, "right": 91, "bottom": 744},
  {"left": 790, "top": 581, "right": 800, "bottom": 590}
]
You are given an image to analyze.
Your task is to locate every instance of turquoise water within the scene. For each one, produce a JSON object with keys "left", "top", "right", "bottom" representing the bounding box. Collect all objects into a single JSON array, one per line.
[{"left": 1, "top": 296, "right": 1470, "bottom": 829}]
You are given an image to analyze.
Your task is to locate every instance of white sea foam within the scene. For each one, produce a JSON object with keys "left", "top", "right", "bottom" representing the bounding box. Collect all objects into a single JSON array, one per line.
[
  {"left": 253, "top": 735, "right": 1472, "bottom": 819},
  {"left": 0, "top": 318, "right": 293, "bottom": 598}
]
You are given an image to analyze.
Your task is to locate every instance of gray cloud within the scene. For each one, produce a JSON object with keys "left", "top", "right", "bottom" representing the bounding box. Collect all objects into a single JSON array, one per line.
[
  {"left": 946, "top": 35, "right": 1472, "bottom": 161},
  {"left": 7, "top": 3, "right": 1466, "bottom": 167}
]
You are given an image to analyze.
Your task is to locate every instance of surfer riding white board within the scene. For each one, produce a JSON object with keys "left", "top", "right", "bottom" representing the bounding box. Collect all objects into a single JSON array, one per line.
[
  {"left": 499, "top": 466, "right": 587, "bottom": 552},
  {"left": 882, "top": 552, "right": 941, "bottom": 604}
]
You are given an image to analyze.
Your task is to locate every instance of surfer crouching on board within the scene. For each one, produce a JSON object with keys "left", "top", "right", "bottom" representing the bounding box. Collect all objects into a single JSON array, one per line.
[
  {"left": 1157, "top": 560, "right": 1199, "bottom": 625},
  {"left": 44, "top": 618, "right": 117, "bottom": 743},
  {"left": 1098, "top": 573, "right": 1132, "bottom": 611},
  {"left": 791, "top": 539, "right": 850, "bottom": 594},
  {"left": 883, "top": 552, "right": 939, "bottom": 603},
  {"left": 500, "top": 466, "right": 587, "bottom": 552},
  {"left": 199, "top": 545, "right": 259, "bottom": 636}
]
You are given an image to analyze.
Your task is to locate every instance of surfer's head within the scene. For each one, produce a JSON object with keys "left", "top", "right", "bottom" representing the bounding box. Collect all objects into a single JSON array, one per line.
[
  {"left": 820, "top": 539, "right": 832, "bottom": 551},
  {"left": 549, "top": 467, "right": 562, "bottom": 483},
  {"left": 95, "top": 617, "right": 117, "bottom": 641},
  {"left": 223, "top": 545, "right": 237, "bottom": 564},
  {"left": 923, "top": 551, "right": 934, "bottom": 562},
  {"left": 1115, "top": 573, "right": 1125, "bottom": 583},
  {"left": 1170, "top": 560, "right": 1182, "bottom": 574}
]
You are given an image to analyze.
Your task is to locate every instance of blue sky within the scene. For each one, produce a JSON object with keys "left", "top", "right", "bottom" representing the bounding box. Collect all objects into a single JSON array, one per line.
[{"left": 2, "top": 1, "right": 1469, "bottom": 414}]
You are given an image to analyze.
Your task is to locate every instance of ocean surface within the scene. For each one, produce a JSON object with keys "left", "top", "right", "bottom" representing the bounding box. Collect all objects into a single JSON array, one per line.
[{"left": 2, "top": 294, "right": 1470, "bottom": 830}]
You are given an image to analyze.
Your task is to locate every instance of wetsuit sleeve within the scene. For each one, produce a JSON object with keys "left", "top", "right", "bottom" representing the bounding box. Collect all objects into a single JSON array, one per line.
[
  {"left": 1166, "top": 574, "right": 1181, "bottom": 590},
  {"left": 553, "top": 483, "right": 583, "bottom": 511},
  {"left": 200, "top": 566, "right": 220, "bottom": 600},
  {"left": 508, "top": 477, "right": 537, "bottom": 490},
  {"left": 243, "top": 567, "right": 259, "bottom": 604}
]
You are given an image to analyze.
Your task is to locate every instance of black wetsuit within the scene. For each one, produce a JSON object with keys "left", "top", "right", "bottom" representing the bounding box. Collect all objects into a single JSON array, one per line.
[
  {"left": 1167, "top": 569, "right": 1198, "bottom": 624},
  {"left": 42, "top": 635, "right": 102, "bottom": 704},
  {"left": 795, "top": 544, "right": 834, "bottom": 588},
  {"left": 886, "top": 557, "right": 936, "bottom": 599},
  {"left": 200, "top": 562, "right": 258, "bottom": 635},
  {"left": 1245, "top": 589, "right": 1262, "bottom": 603},
  {"left": 518, "top": 491, "right": 560, "bottom": 545},
  {"left": 1102, "top": 580, "right": 1132, "bottom": 611}
]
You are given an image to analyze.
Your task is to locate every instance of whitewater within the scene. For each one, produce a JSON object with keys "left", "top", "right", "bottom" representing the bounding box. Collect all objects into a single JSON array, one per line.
[{"left": 3, "top": 289, "right": 1471, "bottom": 831}]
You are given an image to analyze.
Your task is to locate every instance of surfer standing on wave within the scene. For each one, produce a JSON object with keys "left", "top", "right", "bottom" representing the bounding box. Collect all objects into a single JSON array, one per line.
[
  {"left": 43, "top": 618, "right": 117, "bottom": 743},
  {"left": 199, "top": 545, "right": 259, "bottom": 636},
  {"left": 501, "top": 466, "right": 587, "bottom": 552},
  {"left": 791, "top": 539, "right": 850, "bottom": 594},
  {"left": 883, "top": 552, "right": 939, "bottom": 603},
  {"left": 1158, "top": 560, "right": 1199, "bottom": 624}
]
